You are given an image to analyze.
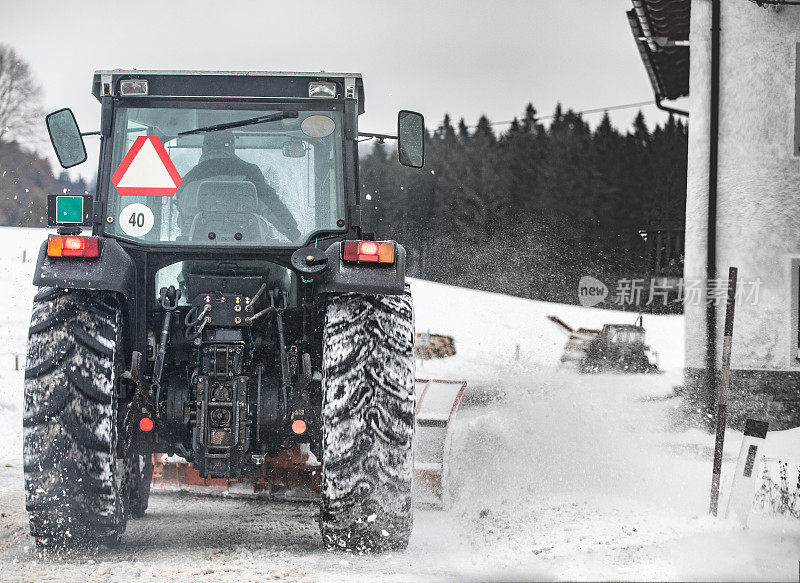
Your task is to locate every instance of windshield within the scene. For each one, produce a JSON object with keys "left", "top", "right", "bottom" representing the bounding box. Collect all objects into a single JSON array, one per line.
[{"left": 105, "top": 104, "right": 346, "bottom": 246}]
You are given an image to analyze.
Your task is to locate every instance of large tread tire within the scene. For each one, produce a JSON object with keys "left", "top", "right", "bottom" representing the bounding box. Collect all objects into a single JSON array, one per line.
[
  {"left": 127, "top": 454, "right": 153, "bottom": 519},
  {"left": 23, "top": 287, "right": 128, "bottom": 547},
  {"left": 320, "top": 288, "right": 415, "bottom": 553}
]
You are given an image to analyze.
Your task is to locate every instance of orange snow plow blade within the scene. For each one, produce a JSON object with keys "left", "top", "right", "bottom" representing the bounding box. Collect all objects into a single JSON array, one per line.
[
  {"left": 151, "top": 379, "right": 467, "bottom": 505},
  {"left": 152, "top": 444, "right": 321, "bottom": 501}
]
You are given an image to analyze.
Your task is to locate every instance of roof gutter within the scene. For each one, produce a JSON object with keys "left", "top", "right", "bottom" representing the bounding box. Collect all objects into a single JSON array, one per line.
[
  {"left": 627, "top": 6, "right": 689, "bottom": 117},
  {"left": 631, "top": 0, "right": 660, "bottom": 52}
]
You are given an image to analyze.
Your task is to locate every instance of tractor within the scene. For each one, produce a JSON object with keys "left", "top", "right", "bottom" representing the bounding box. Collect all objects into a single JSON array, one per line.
[
  {"left": 24, "top": 70, "right": 424, "bottom": 552},
  {"left": 548, "top": 316, "right": 659, "bottom": 373},
  {"left": 579, "top": 323, "right": 659, "bottom": 374}
]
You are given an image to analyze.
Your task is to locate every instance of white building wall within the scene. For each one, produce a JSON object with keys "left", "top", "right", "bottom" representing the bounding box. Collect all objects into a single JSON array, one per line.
[{"left": 685, "top": 0, "right": 800, "bottom": 373}]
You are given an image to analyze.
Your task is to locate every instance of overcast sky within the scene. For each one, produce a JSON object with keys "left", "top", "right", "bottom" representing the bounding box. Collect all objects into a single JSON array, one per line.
[{"left": 2, "top": 0, "right": 677, "bottom": 178}]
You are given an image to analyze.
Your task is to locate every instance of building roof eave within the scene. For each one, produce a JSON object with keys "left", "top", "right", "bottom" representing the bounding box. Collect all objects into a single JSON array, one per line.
[{"left": 627, "top": 0, "right": 690, "bottom": 102}]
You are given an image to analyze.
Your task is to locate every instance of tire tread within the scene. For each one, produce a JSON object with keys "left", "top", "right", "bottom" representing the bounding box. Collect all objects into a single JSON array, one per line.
[
  {"left": 320, "top": 289, "right": 415, "bottom": 553},
  {"left": 23, "top": 287, "right": 126, "bottom": 547}
]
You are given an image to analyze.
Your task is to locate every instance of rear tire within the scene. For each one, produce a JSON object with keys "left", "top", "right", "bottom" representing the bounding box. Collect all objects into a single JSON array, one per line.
[
  {"left": 127, "top": 454, "right": 153, "bottom": 519},
  {"left": 23, "top": 287, "right": 128, "bottom": 547},
  {"left": 320, "top": 288, "right": 415, "bottom": 552}
]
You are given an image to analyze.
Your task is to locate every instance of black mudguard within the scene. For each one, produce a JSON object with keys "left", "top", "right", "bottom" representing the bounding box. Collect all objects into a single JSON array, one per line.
[
  {"left": 315, "top": 241, "right": 406, "bottom": 296},
  {"left": 32, "top": 237, "right": 137, "bottom": 299}
]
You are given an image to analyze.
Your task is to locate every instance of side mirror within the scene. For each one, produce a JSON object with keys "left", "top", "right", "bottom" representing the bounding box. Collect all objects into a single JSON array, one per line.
[
  {"left": 46, "top": 108, "right": 87, "bottom": 168},
  {"left": 282, "top": 140, "right": 307, "bottom": 158},
  {"left": 397, "top": 110, "right": 424, "bottom": 168}
]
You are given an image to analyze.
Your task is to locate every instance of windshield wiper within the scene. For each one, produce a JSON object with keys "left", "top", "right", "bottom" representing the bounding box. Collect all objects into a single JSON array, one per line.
[{"left": 178, "top": 111, "right": 299, "bottom": 136}]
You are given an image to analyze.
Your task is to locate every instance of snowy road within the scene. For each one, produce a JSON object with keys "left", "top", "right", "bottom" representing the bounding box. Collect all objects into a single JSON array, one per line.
[
  {"left": 2, "top": 371, "right": 799, "bottom": 581},
  {"left": 0, "top": 464, "right": 470, "bottom": 582},
  {"left": 1, "top": 227, "right": 800, "bottom": 581}
]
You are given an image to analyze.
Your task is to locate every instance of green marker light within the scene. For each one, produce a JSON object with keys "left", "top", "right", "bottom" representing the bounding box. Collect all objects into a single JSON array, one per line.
[{"left": 56, "top": 196, "right": 83, "bottom": 224}]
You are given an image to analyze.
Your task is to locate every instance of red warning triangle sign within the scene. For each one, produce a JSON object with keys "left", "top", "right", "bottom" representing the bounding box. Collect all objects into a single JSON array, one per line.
[{"left": 111, "top": 136, "right": 182, "bottom": 196}]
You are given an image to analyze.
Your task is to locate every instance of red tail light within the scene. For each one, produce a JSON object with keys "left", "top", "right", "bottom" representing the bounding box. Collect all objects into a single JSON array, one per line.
[
  {"left": 47, "top": 235, "right": 99, "bottom": 258},
  {"left": 342, "top": 241, "right": 395, "bottom": 264}
]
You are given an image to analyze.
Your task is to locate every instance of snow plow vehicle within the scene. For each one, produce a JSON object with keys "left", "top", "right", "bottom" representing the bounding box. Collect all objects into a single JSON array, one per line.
[
  {"left": 24, "top": 70, "right": 427, "bottom": 552},
  {"left": 579, "top": 323, "right": 659, "bottom": 373},
  {"left": 548, "top": 316, "right": 659, "bottom": 373}
]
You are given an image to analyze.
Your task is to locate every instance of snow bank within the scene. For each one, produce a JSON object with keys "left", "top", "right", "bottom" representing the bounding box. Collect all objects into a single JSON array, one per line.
[
  {"left": 409, "top": 276, "right": 685, "bottom": 383},
  {"left": 438, "top": 365, "right": 800, "bottom": 580},
  {"left": 402, "top": 279, "right": 800, "bottom": 579}
]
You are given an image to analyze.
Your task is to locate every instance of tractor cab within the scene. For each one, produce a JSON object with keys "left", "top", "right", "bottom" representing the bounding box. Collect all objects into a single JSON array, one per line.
[
  {"left": 42, "top": 70, "right": 424, "bottom": 342},
  {"left": 602, "top": 324, "right": 646, "bottom": 346}
]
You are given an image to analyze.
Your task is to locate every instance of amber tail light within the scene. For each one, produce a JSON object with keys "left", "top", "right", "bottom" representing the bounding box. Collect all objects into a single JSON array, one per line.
[{"left": 47, "top": 235, "right": 100, "bottom": 258}]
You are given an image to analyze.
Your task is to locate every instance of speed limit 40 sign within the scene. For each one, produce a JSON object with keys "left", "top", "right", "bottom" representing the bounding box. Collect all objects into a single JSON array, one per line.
[{"left": 119, "top": 203, "right": 155, "bottom": 237}]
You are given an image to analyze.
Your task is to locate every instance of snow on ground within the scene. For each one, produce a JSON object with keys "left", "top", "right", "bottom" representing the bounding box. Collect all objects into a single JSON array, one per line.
[
  {"left": 411, "top": 276, "right": 685, "bottom": 379},
  {"left": 0, "top": 226, "right": 799, "bottom": 581},
  {"left": 0, "top": 227, "right": 40, "bottom": 466}
]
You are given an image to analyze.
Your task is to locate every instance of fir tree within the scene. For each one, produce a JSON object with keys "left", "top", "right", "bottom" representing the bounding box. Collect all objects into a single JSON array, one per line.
[{"left": 358, "top": 99, "right": 688, "bottom": 308}]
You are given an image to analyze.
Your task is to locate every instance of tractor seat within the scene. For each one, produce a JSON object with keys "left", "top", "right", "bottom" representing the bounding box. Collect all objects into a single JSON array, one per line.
[
  {"left": 187, "top": 180, "right": 267, "bottom": 244},
  {"left": 180, "top": 180, "right": 292, "bottom": 297},
  {"left": 177, "top": 175, "right": 246, "bottom": 217}
]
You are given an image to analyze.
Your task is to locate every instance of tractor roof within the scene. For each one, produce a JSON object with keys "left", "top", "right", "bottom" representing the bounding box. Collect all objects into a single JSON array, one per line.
[{"left": 91, "top": 70, "right": 366, "bottom": 114}]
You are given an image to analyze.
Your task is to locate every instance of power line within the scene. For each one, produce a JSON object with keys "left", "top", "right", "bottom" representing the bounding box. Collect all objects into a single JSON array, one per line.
[
  {"left": 532, "top": 100, "right": 657, "bottom": 123},
  {"left": 469, "top": 99, "right": 658, "bottom": 128}
]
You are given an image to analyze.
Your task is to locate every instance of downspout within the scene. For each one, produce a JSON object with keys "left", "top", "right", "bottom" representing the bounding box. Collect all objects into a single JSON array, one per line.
[
  {"left": 655, "top": 95, "right": 689, "bottom": 117},
  {"left": 706, "top": 0, "right": 721, "bottom": 416}
]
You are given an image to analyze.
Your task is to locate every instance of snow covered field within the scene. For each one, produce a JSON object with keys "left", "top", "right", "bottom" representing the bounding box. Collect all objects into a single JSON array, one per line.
[{"left": 0, "top": 226, "right": 799, "bottom": 581}]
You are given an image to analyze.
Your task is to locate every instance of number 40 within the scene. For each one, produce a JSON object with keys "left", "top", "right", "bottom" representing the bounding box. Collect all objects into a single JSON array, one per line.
[{"left": 129, "top": 212, "right": 145, "bottom": 227}]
